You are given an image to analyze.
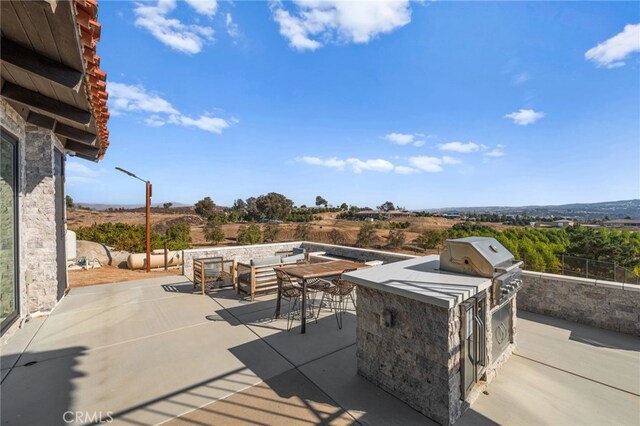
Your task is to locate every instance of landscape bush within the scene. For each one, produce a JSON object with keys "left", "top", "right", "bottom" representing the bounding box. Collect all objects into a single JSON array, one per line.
[
  {"left": 386, "top": 229, "right": 406, "bottom": 249},
  {"left": 236, "top": 224, "right": 263, "bottom": 245},
  {"left": 74, "top": 222, "right": 192, "bottom": 252}
]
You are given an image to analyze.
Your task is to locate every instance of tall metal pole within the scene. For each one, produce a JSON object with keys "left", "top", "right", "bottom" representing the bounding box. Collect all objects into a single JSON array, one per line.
[
  {"left": 115, "top": 167, "right": 152, "bottom": 273},
  {"left": 146, "top": 181, "right": 152, "bottom": 273}
]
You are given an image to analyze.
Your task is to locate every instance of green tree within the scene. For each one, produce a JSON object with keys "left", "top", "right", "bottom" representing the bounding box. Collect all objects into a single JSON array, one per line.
[
  {"left": 194, "top": 197, "right": 216, "bottom": 218},
  {"left": 65, "top": 195, "right": 74, "bottom": 208},
  {"left": 386, "top": 229, "right": 406, "bottom": 249},
  {"left": 356, "top": 223, "right": 377, "bottom": 247},
  {"left": 328, "top": 228, "right": 347, "bottom": 245},
  {"left": 256, "top": 192, "right": 293, "bottom": 220},
  {"left": 164, "top": 223, "right": 192, "bottom": 250},
  {"left": 295, "top": 223, "right": 311, "bottom": 240},
  {"left": 207, "top": 211, "right": 228, "bottom": 225},
  {"left": 315, "top": 195, "right": 328, "bottom": 207},
  {"left": 236, "top": 224, "right": 263, "bottom": 245},
  {"left": 163, "top": 202, "right": 173, "bottom": 209},
  {"left": 377, "top": 201, "right": 395, "bottom": 212},
  {"left": 415, "top": 231, "right": 444, "bottom": 250},
  {"left": 263, "top": 223, "right": 281, "bottom": 242},
  {"left": 204, "top": 222, "right": 225, "bottom": 245},
  {"left": 340, "top": 203, "right": 348, "bottom": 210}
]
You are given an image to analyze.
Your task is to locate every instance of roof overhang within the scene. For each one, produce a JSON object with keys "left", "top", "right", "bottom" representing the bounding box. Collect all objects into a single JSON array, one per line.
[{"left": 0, "top": 0, "right": 110, "bottom": 161}]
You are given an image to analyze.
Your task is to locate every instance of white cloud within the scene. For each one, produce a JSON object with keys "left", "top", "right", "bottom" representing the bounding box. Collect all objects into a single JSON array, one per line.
[
  {"left": 585, "top": 23, "right": 640, "bottom": 68},
  {"left": 484, "top": 149, "right": 505, "bottom": 158},
  {"left": 185, "top": 0, "right": 217, "bottom": 17},
  {"left": 108, "top": 82, "right": 235, "bottom": 134},
  {"left": 384, "top": 132, "right": 425, "bottom": 147},
  {"left": 298, "top": 156, "right": 393, "bottom": 173},
  {"left": 513, "top": 72, "right": 531, "bottom": 85},
  {"left": 408, "top": 156, "right": 443, "bottom": 173},
  {"left": 441, "top": 156, "right": 461, "bottom": 165},
  {"left": 109, "top": 82, "right": 179, "bottom": 115},
  {"left": 134, "top": 0, "right": 215, "bottom": 54},
  {"left": 66, "top": 161, "right": 105, "bottom": 185},
  {"left": 438, "top": 141, "right": 480, "bottom": 153},
  {"left": 347, "top": 158, "right": 394, "bottom": 173},
  {"left": 505, "top": 109, "right": 545, "bottom": 126},
  {"left": 299, "top": 156, "right": 347, "bottom": 169},
  {"left": 168, "top": 114, "right": 235, "bottom": 134},
  {"left": 144, "top": 115, "right": 166, "bottom": 127},
  {"left": 394, "top": 165, "right": 418, "bottom": 174},
  {"left": 271, "top": 0, "right": 411, "bottom": 51},
  {"left": 226, "top": 13, "right": 239, "bottom": 39}
]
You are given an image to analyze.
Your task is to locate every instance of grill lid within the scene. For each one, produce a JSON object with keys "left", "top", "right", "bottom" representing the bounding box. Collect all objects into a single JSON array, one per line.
[{"left": 439, "top": 237, "right": 515, "bottom": 278}]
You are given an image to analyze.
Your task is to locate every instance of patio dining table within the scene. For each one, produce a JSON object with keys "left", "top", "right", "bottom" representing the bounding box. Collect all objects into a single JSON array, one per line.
[{"left": 274, "top": 260, "right": 369, "bottom": 333}]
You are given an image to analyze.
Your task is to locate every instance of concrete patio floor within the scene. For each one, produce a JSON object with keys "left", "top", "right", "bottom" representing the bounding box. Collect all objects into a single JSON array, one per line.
[{"left": 1, "top": 275, "right": 639, "bottom": 425}]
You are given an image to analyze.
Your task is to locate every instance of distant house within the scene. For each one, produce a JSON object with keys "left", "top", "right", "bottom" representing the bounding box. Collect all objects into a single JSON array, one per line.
[
  {"left": 1, "top": 0, "right": 110, "bottom": 335},
  {"left": 442, "top": 212, "right": 461, "bottom": 219},
  {"left": 603, "top": 219, "right": 640, "bottom": 228},
  {"left": 354, "top": 210, "right": 415, "bottom": 220},
  {"left": 554, "top": 219, "right": 574, "bottom": 228}
]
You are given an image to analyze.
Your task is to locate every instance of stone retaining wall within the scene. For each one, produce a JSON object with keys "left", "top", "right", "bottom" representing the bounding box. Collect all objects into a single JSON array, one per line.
[
  {"left": 519, "top": 271, "right": 640, "bottom": 336},
  {"left": 182, "top": 242, "right": 303, "bottom": 281},
  {"left": 300, "top": 242, "right": 416, "bottom": 264}
]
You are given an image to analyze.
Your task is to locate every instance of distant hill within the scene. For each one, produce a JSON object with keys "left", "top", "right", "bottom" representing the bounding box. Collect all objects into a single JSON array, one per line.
[
  {"left": 75, "top": 202, "right": 192, "bottom": 210},
  {"left": 422, "top": 199, "right": 640, "bottom": 220}
]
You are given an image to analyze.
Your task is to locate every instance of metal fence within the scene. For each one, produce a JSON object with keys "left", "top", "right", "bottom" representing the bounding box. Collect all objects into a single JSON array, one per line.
[{"left": 526, "top": 254, "right": 639, "bottom": 285}]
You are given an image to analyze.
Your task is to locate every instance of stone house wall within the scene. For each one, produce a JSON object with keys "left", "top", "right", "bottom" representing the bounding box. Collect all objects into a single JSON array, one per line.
[
  {"left": 519, "top": 271, "right": 640, "bottom": 336},
  {"left": 1, "top": 99, "right": 65, "bottom": 330}
]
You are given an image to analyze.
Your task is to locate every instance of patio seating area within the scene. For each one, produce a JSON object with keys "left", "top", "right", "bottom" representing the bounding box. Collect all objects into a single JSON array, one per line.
[{"left": 1, "top": 274, "right": 638, "bottom": 425}]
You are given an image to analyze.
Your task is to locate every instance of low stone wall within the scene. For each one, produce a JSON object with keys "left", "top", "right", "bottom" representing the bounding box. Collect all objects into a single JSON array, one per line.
[
  {"left": 356, "top": 286, "right": 462, "bottom": 426},
  {"left": 519, "top": 271, "right": 640, "bottom": 336},
  {"left": 182, "top": 242, "right": 303, "bottom": 281},
  {"left": 300, "top": 242, "right": 416, "bottom": 264}
]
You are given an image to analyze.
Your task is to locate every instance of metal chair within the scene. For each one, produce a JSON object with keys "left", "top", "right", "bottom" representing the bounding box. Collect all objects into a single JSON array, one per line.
[
  {"left": 316, "top": 269, "right": 357, "bottom": 329},
  {"left": 275, "top": 269, "right": 310, "bottom": 331}
]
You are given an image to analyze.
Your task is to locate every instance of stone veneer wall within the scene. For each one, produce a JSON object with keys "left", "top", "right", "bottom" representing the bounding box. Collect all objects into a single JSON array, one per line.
[
  {"left": 1, "top": 99, "right": 64, "bottom": 321},
  {"left": 519, "top": 271, "right": 640, "bottom": 336},
  {"left": 182, "top": 242, "right": 304, "bottom": 281},
  {"left": 356, "top": 286, "right": 463, "bottom": 426},
  {"left": 300, "top": 242, "right": 417, "bottom": 264}
]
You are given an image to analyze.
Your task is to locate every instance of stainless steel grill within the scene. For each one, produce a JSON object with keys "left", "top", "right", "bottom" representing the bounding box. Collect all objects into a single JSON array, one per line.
[{"left": 439, "top": 236, "right": 523, "bottom": 306}]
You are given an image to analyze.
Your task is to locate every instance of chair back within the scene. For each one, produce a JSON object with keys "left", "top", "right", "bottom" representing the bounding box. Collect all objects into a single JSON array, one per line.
[{"left": 276, "top": 269, "right": 300, "bottom": 298}]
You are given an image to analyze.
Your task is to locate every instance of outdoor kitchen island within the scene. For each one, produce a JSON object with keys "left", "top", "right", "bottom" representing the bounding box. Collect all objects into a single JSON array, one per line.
[{"left": 343, "top": 237, "right": 523, "bottom": 426}]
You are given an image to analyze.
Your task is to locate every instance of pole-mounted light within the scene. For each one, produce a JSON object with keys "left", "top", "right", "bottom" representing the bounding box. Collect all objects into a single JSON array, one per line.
[{"left": 116, "top": 167, "right": 152, "bottom": 272}]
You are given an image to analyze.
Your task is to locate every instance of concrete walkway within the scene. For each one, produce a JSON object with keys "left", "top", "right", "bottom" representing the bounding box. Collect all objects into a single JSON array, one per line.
[{"left": 1, "top": 276, "right": 639, "bottom": 425}]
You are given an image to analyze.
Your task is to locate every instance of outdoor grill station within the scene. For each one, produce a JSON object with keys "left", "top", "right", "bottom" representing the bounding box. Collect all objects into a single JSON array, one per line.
[{"left": 344, "top": 237, "right": 523, "bottom": 426}]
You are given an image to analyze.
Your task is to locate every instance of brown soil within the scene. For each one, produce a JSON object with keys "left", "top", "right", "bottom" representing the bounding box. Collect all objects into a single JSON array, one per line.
[
  {"left": 67, "top": 208, "right": 514, "bottom": 278},
  {"left": 68, "top": 265, "right": 182, "bottom": 287}
]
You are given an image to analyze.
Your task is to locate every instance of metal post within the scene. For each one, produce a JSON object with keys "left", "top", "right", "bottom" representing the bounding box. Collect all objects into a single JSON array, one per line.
[
  {"left": 164, "top": 240, "right": 168, "bottom": 271},
  {"left": 585, "top": 259, "right": 589, "bottom": 279},
  {"left": 145, "top": 181, "right": 152, "bottom": 273}
]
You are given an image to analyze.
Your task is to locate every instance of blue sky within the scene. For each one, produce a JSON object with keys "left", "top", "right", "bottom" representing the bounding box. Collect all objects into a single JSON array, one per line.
[{"left": 66, "top": 0, "right": 640, "bottom": 209}]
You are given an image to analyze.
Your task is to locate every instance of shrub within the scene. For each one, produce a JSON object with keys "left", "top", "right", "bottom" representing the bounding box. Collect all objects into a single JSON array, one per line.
[
  {"left": 74, "top": 222, "right": 192, "bottom": 252},
  {"left": 294, "top": 223, "right": 311, "bottom": 240},
  {"left": 237, "top": 224, "right": 263, "bottom": 245},
  {"left": 387, "top": 229, "right": 406, "bottom": 249},
  {"left": 415, "top": 231, "right": 444, "bottom": 250},
  {"left": 264, "top": 223, "right": 280, "bottom": 242},
  {"left": 164, "top": 223, "right": 192, "bottom": 250},
  {"left": 204, "top": 222, "right": 225, "bottom": 245},
  {"left": 328, "top": 229, "right": 346, "bottom": 245},
  {"left": 356, "top": 223, "right": 377, "bottom": 247}
]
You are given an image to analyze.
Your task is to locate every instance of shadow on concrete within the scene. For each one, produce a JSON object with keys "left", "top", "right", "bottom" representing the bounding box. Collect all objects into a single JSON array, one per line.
[
  {"left": 518, "top": 310, "right": 640, "bottom": 351},
  {"left": 0, "top": 347, "right": 86, "bottom": 426}
]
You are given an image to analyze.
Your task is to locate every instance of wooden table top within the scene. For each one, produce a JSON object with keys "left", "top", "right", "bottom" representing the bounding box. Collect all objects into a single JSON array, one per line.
[{"left": 275, "top": 260, "right": 367, "bottom": 280}]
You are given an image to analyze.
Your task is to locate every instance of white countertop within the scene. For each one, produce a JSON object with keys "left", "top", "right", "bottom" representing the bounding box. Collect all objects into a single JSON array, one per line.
[{"left": 343, "top": 255, "right": 491, "bottom": 309}]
